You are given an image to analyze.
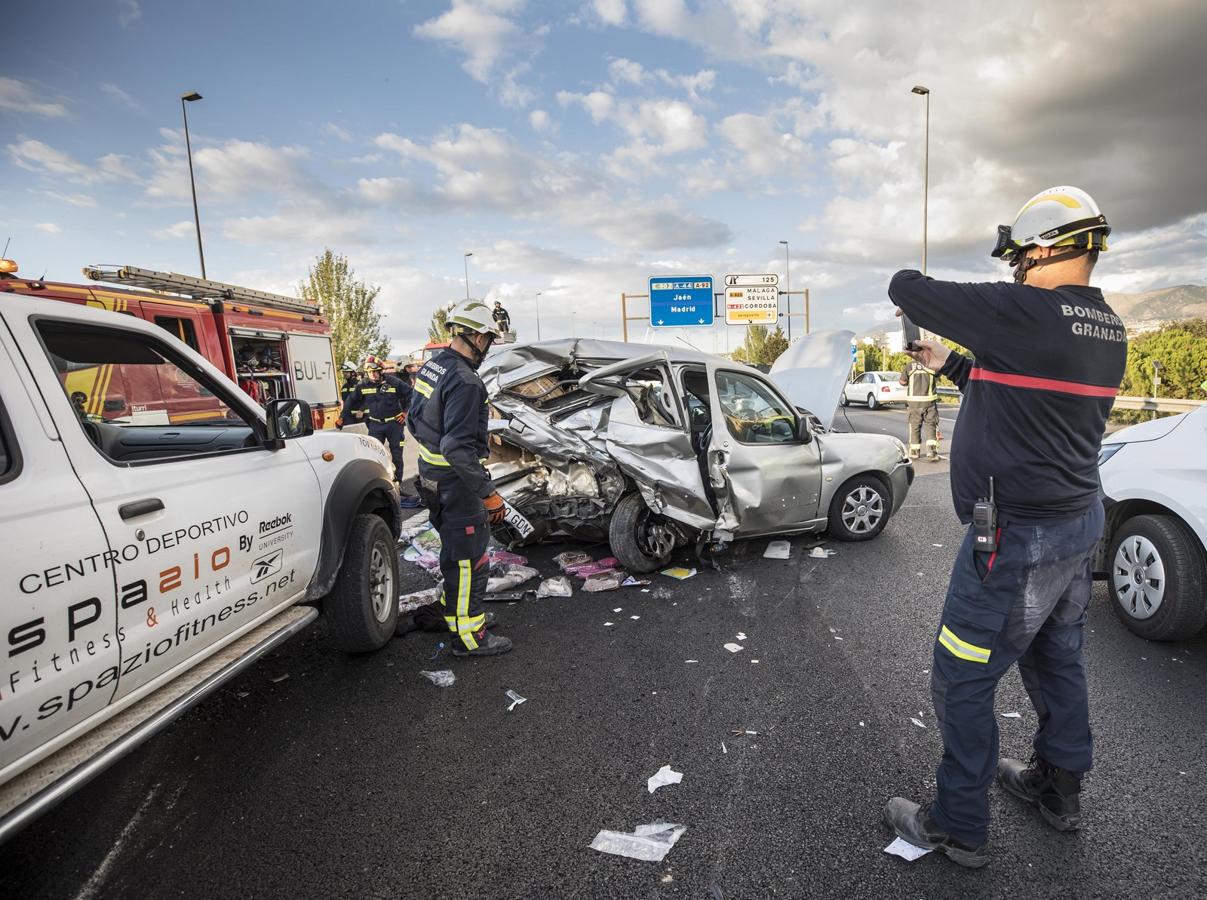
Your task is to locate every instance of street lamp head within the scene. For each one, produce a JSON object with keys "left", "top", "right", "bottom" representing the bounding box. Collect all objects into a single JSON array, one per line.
[
  {"left": 182, "top": 91, "right": 203, "bottom": 102},
  {"left": 779, "top": 240, "right": 788, "bottom": 245},
  {"left": 911, "top": 85, "right": 929, "bottom": 95},
  {"left": 464, "top": 251, "right": 473, "bottom": 258}
]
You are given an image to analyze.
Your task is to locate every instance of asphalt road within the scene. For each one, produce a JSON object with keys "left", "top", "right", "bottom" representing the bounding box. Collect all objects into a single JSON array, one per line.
[{"left": 4, "top": 460, "right": 1206, "bottom": 899}]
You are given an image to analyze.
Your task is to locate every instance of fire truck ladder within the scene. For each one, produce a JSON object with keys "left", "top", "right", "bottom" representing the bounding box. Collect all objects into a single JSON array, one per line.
[{"left": 83, "top": 265, "right": 317, "bottom": 315}]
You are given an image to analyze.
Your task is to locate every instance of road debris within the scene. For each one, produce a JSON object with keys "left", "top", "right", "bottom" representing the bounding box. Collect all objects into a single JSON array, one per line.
[
  {"left": 569, "top": 557, "right": 621, "bottom": 578},
  {"left": 660, "top": 566, "right": 697, "bottom": 580},
  {"left": 809, "top": 547, "right": 836, "bottom": 559},
  {"left": 589, "top": 822, "right": 687, "bottom": 863},
  {"left": 398, "top": 586, "right": 442, "bottom": 614},
  {"left": 486, "top": 548, "right": 529, "bottom": 569},
  {"left": 603, "top": 621, "right": 614, "bottom": 627},
  {"left": 723, "top": 642, "right": 744, "bottom": 653},
  {"left": 430, "top": 642, "right": 445, "bottom": 660},
  {"left": 721, "top": 742, "right": 727, "bottom": 754},
  {"left": 622, "top": 576, "right": 652, "bottom": 587},
  {"left": 750, "top": 659, "right": 760, "bottom": 664},
  {"left": 884, "top": 837, "right": 932, "bottom": 861},
  {"left": 535, "top": 576, "right": 573, "bottom": 599},
  {"left": 505, "top": 689, "right": 527, "bottom": 711},
  {"left": 554, "top": 550, "right": 594, "bottom": 571},
  {"left": 763, "top": 540, "right": 792, "bottom": 559},
  {"left": 419, "top": 670, "right": 455, "bottom": 688},
  {"left": 736, "top": 632, "right": 747, "bottom": 640},
  {"left": 483, "top": 590, "right": 535, "bottom": 603},
  {"left": 910, "top": 717, "right": 926, "bottom": 729},
  {"left": 1001, "top": 711, "right": 1023, "bottom": 719},
  {"left": 584, "top": 570, "right": 627, "bottom": 592},
  {"left": 685, "top": 659, "right": 699, "bottom": 663},
  {"left": 487, "top": 564, "right": 539, "bottom": 593},
  {"left": 269, "top": 674, "right": 290, "bottom": 684},
  {"left": 647, "top": 765, "right": 684, "bottom": 794},
  {"left": 730, "top": 729, "right": 759, "bottom": 736}
]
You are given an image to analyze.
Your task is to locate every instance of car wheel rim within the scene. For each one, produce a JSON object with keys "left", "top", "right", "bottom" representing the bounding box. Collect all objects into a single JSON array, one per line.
[
  {"left": 369, "top": 542, "right": 395, "bottom": 624},
  {"left": 1112, "top": 535, "right": 1165, "bottom": 620},
  {"left": 637, "top": 509, "right": 676, "bottom": 559},
  {"left": 841, "top": 485, "right": 884, "bottom": 534}
]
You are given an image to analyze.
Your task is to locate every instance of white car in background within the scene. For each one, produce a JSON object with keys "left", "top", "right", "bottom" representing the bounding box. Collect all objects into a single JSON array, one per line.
[
  {"left": 1095, "top": 406, "right": 1207, "bottom": 641},
  {"left": 840, "top": 371, "right": 908, "bottom": 410}
]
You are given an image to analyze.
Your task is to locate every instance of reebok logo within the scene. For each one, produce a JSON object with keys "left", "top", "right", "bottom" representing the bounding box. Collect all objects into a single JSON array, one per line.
[{"left": 259, "top": 514, "right": 292, "bottom": 534}]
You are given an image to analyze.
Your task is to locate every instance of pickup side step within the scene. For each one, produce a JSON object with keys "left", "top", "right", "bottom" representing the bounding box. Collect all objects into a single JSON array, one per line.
[{"left": 0, "top": 604, "right": 317, "bottom": 845}]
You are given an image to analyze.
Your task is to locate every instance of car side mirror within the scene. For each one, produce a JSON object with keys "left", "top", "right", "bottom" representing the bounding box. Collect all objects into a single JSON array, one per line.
[
  {"left": 264, "top": 398, "right": 313, "bottom": 446},
  {"left": 796, "top": 416, "right": 813, "bottom": 443}
]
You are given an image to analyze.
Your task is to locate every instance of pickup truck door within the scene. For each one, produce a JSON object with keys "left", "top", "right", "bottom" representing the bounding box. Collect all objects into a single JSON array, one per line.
[
  {"left": 705, "top": 363, "right": 824, "bottom": 536},
  {"left": 0, "top": 317, "right": 119, "bottom": 782},
  {"left": 16, "top": 311, "right": 323, "bottom": 706}
]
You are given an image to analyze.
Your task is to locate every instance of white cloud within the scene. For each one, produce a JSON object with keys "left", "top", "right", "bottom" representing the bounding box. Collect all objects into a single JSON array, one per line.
[
  {"left": 716, "top": 111, "right": 809, "bottom": 178},
  {"left": 34, "top": 222, "right": 61, "bottom": 235},
  {"left": 608, "top": 57, "right": 647, "bottom": 85},
  {"left": 592, "top": 0, "right": 627, "bottom": 26},
  {"left": 323, "top": 123, "right": 353, "bottom": 142},
  {"left": 9, "top": 140, "right": 97, "bottom": 182},
  {"left": 153, "top": 220, "right": 196, "bottom": 240},
  {"left": 118, "top": 0, "right": 141, "bottom": 28},
  {"left": 0, "top": 77, "right": 68, "bottom": 118},
  {"left": 39, "top": 190, "right": 97, "bottom": 208},
  {"left": 99, "top": 82, "right": 145, "bottom": 114},
  {"left": 556, "top": 89, "right": 615, "bottom": 123},
  {"left": 145, "top": 138, "right": 309, "bottom": 203},
  {"left": 528, "top": 109, "right": 553, "bottom": 132},
  {"left": 414, "top": 0, "right": 527, "bottom": 83},
  {"left": 221, "top": 208, "right": 374, "bottom": 247}
]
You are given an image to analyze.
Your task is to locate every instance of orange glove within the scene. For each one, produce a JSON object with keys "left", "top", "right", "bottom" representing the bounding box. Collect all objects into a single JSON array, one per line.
[
  {"left": 394, "top": 412, "right": 407, "bottom": 424},
  {"left": 483, "top": 492, "right": 506, "bottom": 525}
]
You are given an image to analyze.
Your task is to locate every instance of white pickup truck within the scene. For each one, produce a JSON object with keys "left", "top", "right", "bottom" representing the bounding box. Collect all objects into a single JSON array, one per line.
[{"left": 0, "top": 295, "right": 402, "bottom": 842}]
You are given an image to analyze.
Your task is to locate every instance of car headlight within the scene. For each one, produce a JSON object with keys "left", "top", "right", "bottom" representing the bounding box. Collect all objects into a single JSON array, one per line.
[
  {"left": 891, "top": 437, "right": 908, "bottom": 458},
  {"left": 1098, "top": 443, "right": 1125, "bottom": 467}
]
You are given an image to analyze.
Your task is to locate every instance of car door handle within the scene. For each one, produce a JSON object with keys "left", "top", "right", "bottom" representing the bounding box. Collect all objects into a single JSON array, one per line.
[{"left": 119, "top": 498, "right": 165, "bottom": 520}]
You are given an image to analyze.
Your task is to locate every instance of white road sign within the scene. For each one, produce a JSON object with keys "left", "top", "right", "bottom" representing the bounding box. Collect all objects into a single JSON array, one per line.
[
  {"left": 724, "top": 273, "right": 779, "bottom": 287},
  {"left": 725, "top": 285, "right": 779, "bottom": 325}
]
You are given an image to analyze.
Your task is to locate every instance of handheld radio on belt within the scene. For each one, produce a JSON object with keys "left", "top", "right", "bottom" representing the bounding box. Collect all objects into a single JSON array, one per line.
[{"left": 973, "top": 477, "right": 998, "bottom": 553}]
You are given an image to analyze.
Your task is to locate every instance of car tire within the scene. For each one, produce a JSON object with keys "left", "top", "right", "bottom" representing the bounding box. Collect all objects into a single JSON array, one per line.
[
  {"left": 1107, "top": 514, "right": 1207, "bottom": 641},
  {"left": 326, "top": 513, "right": 399, "bottom": 652},
  {"left": 866, "top": 393, "right": 878, "bottom": 410},
  {"left": 610, "top": 492, "right": 677, "bottom": 573},
  {"left": 827, "top": 474, "right": 891, "bottom": 542},
  {"left": 840, "top": 393, "right": 850, "bottom": 407}
]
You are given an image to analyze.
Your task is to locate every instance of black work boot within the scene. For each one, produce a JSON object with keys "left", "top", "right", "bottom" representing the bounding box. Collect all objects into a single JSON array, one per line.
[
  {"left": 451, "top": 628, "right": 513, "bottom": 657},
  {"left": 998, "top": 756, "right": 1082, "bottom": 832},
  {"left": 396, "top": 606, "right": 496, "bottom": 637},
  {"left": 883, "top": 798, "right": 989, "bottom": 869}
]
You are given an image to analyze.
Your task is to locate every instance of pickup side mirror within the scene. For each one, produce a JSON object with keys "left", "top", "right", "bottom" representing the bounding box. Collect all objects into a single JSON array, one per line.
[{"left": 264, "top": 398, "right": 314, "bottom": 446}]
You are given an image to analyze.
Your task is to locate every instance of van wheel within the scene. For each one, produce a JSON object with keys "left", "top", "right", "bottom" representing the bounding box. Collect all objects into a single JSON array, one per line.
[
  {"left": 866, "top": 393, "right": 879, "bottom": 410},
  {"left": 610, "top": 492, "right": 677, "bottom": 573},
  {"left": 327, "top": 514, "right": 399, "bottom": 652},
  {"left": 1107, "top": 514, "right": 1207, "bottom": 641},
  {"left": 828, "top": 475, "right": 890, "bottom": 542}
]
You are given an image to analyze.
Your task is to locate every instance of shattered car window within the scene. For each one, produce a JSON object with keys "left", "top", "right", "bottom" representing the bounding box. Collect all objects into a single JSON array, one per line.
[{"left": 715, "top": 370, "right": 797, "bottom": 444}]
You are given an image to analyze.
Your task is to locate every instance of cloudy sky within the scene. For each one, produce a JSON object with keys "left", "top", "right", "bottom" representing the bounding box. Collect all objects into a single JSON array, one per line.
[{"left": 3, "top": 0, "right": 1206, "bottom": 355}]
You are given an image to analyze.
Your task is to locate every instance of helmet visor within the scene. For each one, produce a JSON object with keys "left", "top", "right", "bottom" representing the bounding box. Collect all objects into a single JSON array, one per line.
[{"left": 991, "top": 224, "right": 1019, "bottom": 259}]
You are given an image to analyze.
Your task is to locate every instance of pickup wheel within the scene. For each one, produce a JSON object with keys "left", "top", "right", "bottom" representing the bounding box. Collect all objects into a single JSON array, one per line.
[
  {"left": 326, "top": 514, "right": 399, "bottom": 652},
  {"left": 827, "top": 474, "right": 890, "bottom": 542},
  {"left": 610, "top": 492, "right": 676, "bottom": 573},
  {"left": 1107, "top": 514, "right": 1207, "bottom": 641}
]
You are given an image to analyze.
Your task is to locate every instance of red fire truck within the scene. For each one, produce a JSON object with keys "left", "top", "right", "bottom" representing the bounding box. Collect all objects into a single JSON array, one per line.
[{"left": 0, "top": 262, "right": 341, "bottom": 429}]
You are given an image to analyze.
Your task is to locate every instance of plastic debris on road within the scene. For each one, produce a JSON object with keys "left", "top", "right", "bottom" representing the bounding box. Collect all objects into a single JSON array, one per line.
[
  {"left": 1001, "top": 711, "right": 1023, "bottom": 719},
  {"left": 411, "top": 528, "right": 442, "bottom": 553},
  {"left": 660, "top": 567, "right": 697, "bottom": 580},
  {"left": 589, "top": 822, "right": 687, "bottom": 863},
  {"left": 398, "top": 587, "right": 442, "bottom": 614},
  {"left": 910, "top": 717, "right": 926, "bottom": 729},
  {"left": 685, "top": 659, "right": 699, "bottom": 663},
  {"left": 505, "top": 689, "right": 527, "bottom": 711},
  {"left": 884, "top": 837, "right": 932, "bottom": 861},
  {"left": 398, "top": 519, "right": 434, "bottom": 543},
  {"left": 736, "top": 632, "right": 747, "bottom": 641},
  {"left": 269, "top": 674, "right": 289, "bottom": 684},
  {"left": 487, "top": 564, "right": 539, "bottom": 593},
  {"left": 622, "top": 576, "right": 651, "bottom": 587},
  {"left": 723, "top": 642, "right": 744, "bottom": 653},
  {"left": 486, "top": 548, "right": 529, "bottom": 570},
  {"left": 419, "top": 670, "right": 455, "bottom": 688},
  {"left": 809, "top": 547, "right": 836, "bottom": 559},
  {"left": 584, "top": 570, "right": 627, "bottom": 592},
  {"left": 763, "top": 540, "right": 792, "bottom": 559},
  {"left": 570, "top": 557, "right": 621, "bottom": 578},
  {"left": 647, "top": 765, "right": 684, "bottom": 793},
  {"left": 536, "top": 576, "right": 573, "bottom": 599},
  {"left": 603, "top": 621, "right": 614, "bottom": 626},
  {"left": 554, "top": 550, "right": 594, "bottom": 572},
  {"left": 721, "top": 742, "right": 727, "bottom": 754}
]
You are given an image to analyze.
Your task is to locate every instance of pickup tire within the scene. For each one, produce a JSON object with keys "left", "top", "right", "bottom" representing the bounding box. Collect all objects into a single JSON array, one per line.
[
  {"left": 1107, "top": 514, "right": 1207, "bottom": 641},
  {"left": 326, "top": 514, "right": 399, "bottom": 652},
  {"left": 827, "top": 474, "right": 890, "bottom": 542},
  {"left": 610, "top": 492, "right": 676, "bottom": 573}
]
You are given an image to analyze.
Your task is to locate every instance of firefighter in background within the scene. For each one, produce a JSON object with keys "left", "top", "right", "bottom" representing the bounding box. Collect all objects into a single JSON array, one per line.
[
  {"left": 340, "top": 361, "right": 359, "bottom": 400},
  {"left": 492, "top": 300, "right": 511, "bottom": 336},
  {"left": 901, "top": 359, "right": 941, "bottom": 460},
  {"left": 336, "top": 355, "right": 413, "bottom": 491},
  {"left": 406, "top": 300, "right": 513, "bottom": 657}
]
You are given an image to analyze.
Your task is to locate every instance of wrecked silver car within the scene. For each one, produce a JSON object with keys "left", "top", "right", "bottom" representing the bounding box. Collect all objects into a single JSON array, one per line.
[{"left": 480, "top": 332, "right": 913, "bottom": 572}]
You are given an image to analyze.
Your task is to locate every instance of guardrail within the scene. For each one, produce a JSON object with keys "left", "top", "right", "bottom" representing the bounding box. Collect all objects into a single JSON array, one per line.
[{"left": 936, "top": 386, "right": 1204, "bottom": 414}]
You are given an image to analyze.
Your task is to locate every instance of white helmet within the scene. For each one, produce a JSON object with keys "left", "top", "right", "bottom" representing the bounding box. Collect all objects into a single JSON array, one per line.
[
  {"left": 447, "top": 300, "right": 504, "bottom": 339},
  {"left": 992, "top": 186, "right": 1110, "bottom": 261}
]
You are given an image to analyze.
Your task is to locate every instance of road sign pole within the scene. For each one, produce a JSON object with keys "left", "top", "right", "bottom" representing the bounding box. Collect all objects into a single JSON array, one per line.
[
  {"left": 621, "top": 292, "right": 628, "bottom": 343},
  {"left": 805, "top": 288, "right": 811, "bottom": 335}
]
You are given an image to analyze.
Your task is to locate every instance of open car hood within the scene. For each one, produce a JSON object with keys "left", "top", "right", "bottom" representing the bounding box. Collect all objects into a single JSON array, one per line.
[{"left": 768, "top": 329, "right": 856, "bottom": 430}]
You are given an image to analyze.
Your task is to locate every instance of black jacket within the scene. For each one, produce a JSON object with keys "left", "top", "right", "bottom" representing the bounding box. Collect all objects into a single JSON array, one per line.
[
  {"left": 889, "top": 270, "right": 1127, "bottom": 525},
  {"left": 339, "top": 373, "right": 412, "bottom": 422},
  {"left": 406, "top": 349, "right": 493, "bottom": 498}
]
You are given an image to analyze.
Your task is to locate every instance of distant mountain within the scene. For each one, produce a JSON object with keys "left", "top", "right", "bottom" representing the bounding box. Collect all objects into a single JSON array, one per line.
[{"left": 1104, "top": 284, "right": 1207, "bottom": 326}]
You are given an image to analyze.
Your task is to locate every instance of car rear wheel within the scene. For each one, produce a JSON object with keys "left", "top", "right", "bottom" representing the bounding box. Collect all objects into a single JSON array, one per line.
[
  {"left": 610, "top": 492, "right": 678, "bottom": 573},
  {"left": 827, "top": 475, "right": 890, "bottom": 542},
  {"left": 326, "top": 513, "right": 399, "bottom": 652},
  {"left": 866, "top": 393, "right": 879, "bottom": 410},
  {"left": 840, "top": 392, "right": 850, "bottom": 407},
  {"left": 1107, "top": 514, "right": 1207, "bottom": 641}
]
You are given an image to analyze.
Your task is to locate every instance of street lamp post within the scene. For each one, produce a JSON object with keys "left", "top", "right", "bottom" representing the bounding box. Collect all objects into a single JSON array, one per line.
[
  {"left": 535, "top": 291, "right": 542, "bottom": 340},
  {"left": 462, "top": 252, "right": 473, "bottom": 300},
  {"left": 180, "top": 91, "right": 206, "bottom": 279},
  {"left": 911, "top": 85, "right": 930, "bottom": 274},
  {"left": 779, "top": 239, "right": 791, "bottom": 342}
]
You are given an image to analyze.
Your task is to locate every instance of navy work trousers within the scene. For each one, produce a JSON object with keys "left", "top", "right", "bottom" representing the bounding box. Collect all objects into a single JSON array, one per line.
[
  {"left": 929, "top": 502, "right": 1104, "bottom": 845},
  {"left": 417, "top": 476, "right": 490, "bottom": 651},
  {"left": 367, "top": 419, "right": 406, "bottom": 482}
]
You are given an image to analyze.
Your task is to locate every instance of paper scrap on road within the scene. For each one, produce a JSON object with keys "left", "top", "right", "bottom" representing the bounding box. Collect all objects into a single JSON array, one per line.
[
  {"left": 723, "top": 642, "right": 744, "bottom": 653},
  {"left": 751, "top": 659, "right": 760, "bottom": 663},
  {"left": 736, "top": 632, "right": 747, "bottom": 640},
  {"left": 535, "top": 576, "right": 573, "bottom": 599},
  {"left": 419, "top": 670, "right": 455, "bottom": 688},
  {"left": 269, "top": 674, "right": 289, "bottom": 684},
  {"left": 721, "top": 742, "right": 727, "bottom": 754},
  {"left": 487, "top": 564, "right": 540, "bottom": 593},
  {"left": 932, "top": 543, "right": 943, "bottom": 548},
  {"left": 809, "top": 547, "right": 836, "bottom": 559},
  {"left": 613, "top": 608, "right": 623, "bottom": 612},
  {"left": 1001, "top": 711, "right": 1022, "bottom": 719},
  {"left": 660, "top": 567, "right": 697, "bottom": 580},
  {"left": 505, "top": 689, "right": 527, "bottom": 711},
  {"left": 603, "top": 621, "right": 614, "bottom": 626},
  {"left": 584, "top": 571, "right": 626, "bottom": 592},
  {"left": 622, "top": 576, "right": 652, "bottom": 587},
  {"left": 590, "top": 822, "right": 687, "bottom": 863},
  {"left": 763, "top": 540, "right": 792, "bottom": 559},
  {"left": 910, "top": 717, "right": 926, "bottom": 728},
  {"left": 647, "top": 765, "right": 684, "bottom": 794},
  {"left": 884, "top": 837, "right": 932, "bottom": 861},
  {"left": 630, "top": 615, "right": 640, "bottom": 620}
]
